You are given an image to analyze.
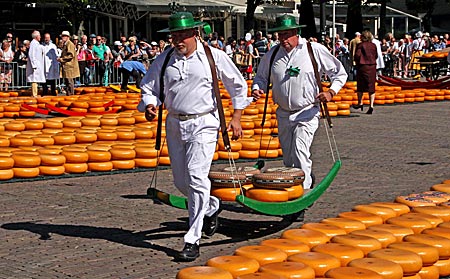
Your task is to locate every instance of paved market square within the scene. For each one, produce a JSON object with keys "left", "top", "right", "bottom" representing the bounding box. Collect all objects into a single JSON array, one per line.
[{"left": 1, "top": 101, "right": 450, "bottom": 278}]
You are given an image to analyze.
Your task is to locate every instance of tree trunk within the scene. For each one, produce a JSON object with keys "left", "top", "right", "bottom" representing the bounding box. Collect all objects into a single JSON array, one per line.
[
  {"left": 245, "top": 0, "right": 262, "bottom": 33},
  {"left": 345, "top": 0, "right": 362, "bottom": 39},
  {"left": 379, "top": 0, "right": 387, "bottom": 39},
  {"left": 299, "top": 0, "right": 317, "bottom": 39}
]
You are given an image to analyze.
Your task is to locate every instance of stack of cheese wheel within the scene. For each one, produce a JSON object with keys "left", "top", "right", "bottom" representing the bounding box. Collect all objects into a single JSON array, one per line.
[
  {"left": 217, "top": 138, "right": 242, "bottom": 160},
  {"left": 257, "top": 137, "right": 280, "bottom": 159},
  {"left": 86, "top": 145, "right": 113, "bottom": 172},
  {"left": 0, "top": 152, "right": 14, "bottom": 180},
  {"left": 109, "top": 145, "right": 136, "bottom": 170},
  {"left": 238, "top": 138, "right": 260, "bottom": 159},
  {"left": 62, "top": 146, "right": 89, "bottom": 174},
  {"left": 134, "top": 142, "right": 158, "bottom": 168},
  {"left": 38, "top": 148, "right": 66, "bottom": 176},
  {"left": 157, "top": 143, "right": 170, "bottom": 166},
  {"left": 11, "top": 150, "right": 41, "bottom": 178},
  {"left": 246, "top": 167, "right": 305, "bottom": 202},
  {"left": 209, "top": 169, "right": 247, "bottom": 202}
]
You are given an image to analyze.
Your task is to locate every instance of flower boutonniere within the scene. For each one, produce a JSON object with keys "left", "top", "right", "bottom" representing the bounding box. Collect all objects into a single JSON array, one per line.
[{"left": 287, "top": 65, "right": 300, "bottom": 77}]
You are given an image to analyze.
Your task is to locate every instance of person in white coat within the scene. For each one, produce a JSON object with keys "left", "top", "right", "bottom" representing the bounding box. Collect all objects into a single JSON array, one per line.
[
  {"left": 26, "top": 30, "right": 45, "bottom": 97},
  {"left": 138, "top": 12, "right": 250, "bottom": 262},
  {"left": 372, "top": 37, "right": 385, "bottom": 77},
  {"left": 251, "top": 14, "right": 347, "bottom": 190},
  {"left": 42, "top": 33, "right": 59, "bottom": 96}
]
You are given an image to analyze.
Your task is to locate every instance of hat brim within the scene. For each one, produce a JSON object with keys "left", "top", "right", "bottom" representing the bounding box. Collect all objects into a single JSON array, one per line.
[
  {"left": 158, "top": 21, "right": 206, "bottom": 33},
  {"left": 268, "top": 24, "right": 306, "bottom": 32}
]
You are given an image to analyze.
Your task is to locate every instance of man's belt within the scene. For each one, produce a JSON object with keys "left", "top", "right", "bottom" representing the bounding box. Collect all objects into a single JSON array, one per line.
[{"left": 170, "top": 110, "right": 215, "bottom": 121}]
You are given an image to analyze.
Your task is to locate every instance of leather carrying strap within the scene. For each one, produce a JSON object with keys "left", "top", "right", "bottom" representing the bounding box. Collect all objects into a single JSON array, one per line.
[
  {"left": 261, "top": 44, "right": 280, "bottom": 128},
  {"left": 306, "top": 41, "right": 333, "bottom": 128},
  {"left": 204, "top": 45, "right": 231, "bottom": 151},
  {"left": 155, "top": 47, "right": 175, "bottom": 150}
]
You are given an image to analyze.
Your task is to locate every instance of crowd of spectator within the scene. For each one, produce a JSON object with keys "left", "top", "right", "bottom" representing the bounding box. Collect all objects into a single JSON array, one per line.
[{"left": 1, "top": 28, "right": 450, "bottom": 93}]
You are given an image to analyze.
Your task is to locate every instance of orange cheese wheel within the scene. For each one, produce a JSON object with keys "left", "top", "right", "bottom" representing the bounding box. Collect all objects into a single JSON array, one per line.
[
  {"left": 116, "top": 130, "right": 136, "bottom": 140},
  {"left": 218, "top": 151, "right": 239, "bottom": 160},
  {"left": 254, "top": 128, "right": 272, "bottom": 135},
  {"left": 39, "top": 165, "right": 65, "bottom": 176},
  {"left": 331, "top": 234, "right": 383, "bottom": 256},
  {"left": 301, "top": 223, "right": 347, "bottom": 238},
  {"left": 423, "top": 227, "right": 450, "bottom": 240},
  {"left": 87, "top": 150, "right": 112, "bottom": 162},
  {"left": 32, "top": 136, "right": 55, "bottom": 146},
  {"left": 100, "top": 117, "right": 118, "bottom": 126},
  {"left": 353, "top": 204, "right": 397, "bottom": 222},
  {"left": 431, "top": 184, "right": 450, "bottom": 193},
  {"left": 260, "top": 238, "right": 310, "bottom": 256},
  {"left": 439, "top": 222, "right": 450, "bottom": 229},
  {"left": 12, "top": 154, "right": 41, "bottom": 167},
  {"left": 312, "top": 243, "right": 365, "bottom": 267},
  {"left": 9, "top": 137, "right": 34, "bottom": 147},
  {"left": 386, "top": 215, "right": 433, "bottom": 234},
  {"left": 0, "top": 157, "right": 14, "bottom": 170},
  {"left": 62, "top": 119, "right": 82, "bottom": 128},
  {"left": 370, "top": 202, "right": 410, "bottom": 216},
  {"left": 158, "top": 156, "right": 171, "bottom": 165},
  {"left": 0, "top": 169, "right": 14, "bottom": 180},
  {"left": 217, "top": 139, "right": 242, "bottom": 152},
  {"left": 321, "top": 217, "right": 366, "bottom": 233},
  {"left": 211, "top": 187, "right": 240, "bottom": 201},
  {"left": 240, "top": 140, "right": 260, "bottom": 151},
  {"left": 388, "top": 242, "right": 439, "bottom": 267},
  {"left": 13, "top": 167, "right": 40, "bottom": 178},
  {"left": 348, "top": 258, "right": 403, "bottom": 279},
  {"left": 285, "top": 185, "right": 304, "bottom": 200},
  {"left": 61, "top": 151, "right": 89, "bottom": 163},
  {"left": 112, "top": 160, "right": 135, "bottom": 170},
  {"left": 433, "top": 258, "right": 450, "bottom": 276},
  {"left": 53, "top": 133, "right": 77, "bottom": 145},
  {"left": 4, "top": 121, "right": 26, "bottom": 131},
  {"left": 96, "top": 130, "right": 118, "bottom": 141},
  {"left": 246, "top": 188, "right": 289, "bottom": 202},
  {"left": 133, "top": 128, "right": 153, "bottom": 139},
  {"left": 39, "top": 154, "right": 66, "bottom": 166},
  {"left": 368, "top": 224, "right": 414, "bottom": 242},
  {"left": 75, "top": 132, "right": 98, "bottom": 143},
  {"left": 338, "top": 211, "right": 383, "bottom": 227},
  {"left": 400, "top": 212, "right": 443, "bottom": 228},
  {"left": 281, "top": 229, "right": 330, "bottom": 248},
  {"left": 43, "top": 121, "right": 64, "bottom": 129},
  {"left": 409, "top": 193, "right": 448, "bottom": 204},
  {"left": 238, "top": 150, "right": 260, "bottom": 159},
  {"left": 234, "top": 245, "right": 287, "bottom": 266},
  {"left": 206, "top": 255, "right": 259, "bottom": 278},
  {"left": 287, "top": 251, "right": 341, "bottom": 277},
  {"left": 236, "top": 273, "right": 285, "bottom": 279},
  {"left": 63, "top": 163, "right": 88, "bottom": 174},
  {"left": 133, "top": 158, "right": 157, "bottom": 168},
  {"left": 259, "top": 262, "right": 315, "bottom": 279},
  {"left": 88, "top": 161, "right": 113, "bottom": 172},
  {"left": 259, "top": 149, "right": 279, "bottom": 158},
  {"left": 350, "top": 229, "right": 397, "bottom": 248},
  {"left": 134, "top": 147, "right": 159, "bottom": 159},
  {"left": 418, "top": 265, "right": 440, "bottom": 279},
  {"left": 117, "top": 116, "right": 135, "bottom": 125},
  {"left": 403, "top": 234, "right": 450, "bottom": 260},
  {"left": 109, "top": 148, "right": 136, "bottom": 160},
  {"left": 24, "top": 121, "right": 44, "bottom": 130},
  {"left": 176, "top": 266, "right": 233, "bottom": 279},
  {"left": 367, "top": 248, "right": 423, "bottom": 276}
]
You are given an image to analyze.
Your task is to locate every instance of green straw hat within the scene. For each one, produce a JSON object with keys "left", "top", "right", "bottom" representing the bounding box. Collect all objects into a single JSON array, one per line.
[
  {"left": 158, "top": 12, "right": 206, "bottom": 33},
  {"left": 268, "top": 14, "right": 306, "bottom": 32}
]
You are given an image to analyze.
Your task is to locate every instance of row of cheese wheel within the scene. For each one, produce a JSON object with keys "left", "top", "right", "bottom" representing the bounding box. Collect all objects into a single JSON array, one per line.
[{"left": 177, "top": 180, "right": 450, "bottom": 279}]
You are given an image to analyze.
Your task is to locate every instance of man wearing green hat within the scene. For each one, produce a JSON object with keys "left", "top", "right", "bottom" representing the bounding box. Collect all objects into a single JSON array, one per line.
[
  {"left": 252, "top": 14, "right": 347, "bottom": 189},
  {"left": 138, "top": 12, "right": 251, "bottom": 262}
]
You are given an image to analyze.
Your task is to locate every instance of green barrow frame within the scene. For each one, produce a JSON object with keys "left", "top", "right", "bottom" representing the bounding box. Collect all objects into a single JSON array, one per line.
[{"left": 147, "top": 160, "right": 341, "bottom": 217}]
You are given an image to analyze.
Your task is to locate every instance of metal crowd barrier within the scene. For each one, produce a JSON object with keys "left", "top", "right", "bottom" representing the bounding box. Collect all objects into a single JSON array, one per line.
[{"left": 0, "top": 61, "right": 123, "bottom": 91}]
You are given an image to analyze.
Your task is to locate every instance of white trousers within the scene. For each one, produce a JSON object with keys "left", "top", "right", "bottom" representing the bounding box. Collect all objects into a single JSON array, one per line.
[
  {"left": 276, "top": 109, "right": 319, "bottom": 189},
  {"left": 165, "top": 113, "right": 220, "bottom": 245}
]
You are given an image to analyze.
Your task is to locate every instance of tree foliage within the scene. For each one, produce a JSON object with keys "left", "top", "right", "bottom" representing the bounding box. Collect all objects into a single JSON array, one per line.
[{"left": 405, "top": 0, "right": 437, "bottom": 31}]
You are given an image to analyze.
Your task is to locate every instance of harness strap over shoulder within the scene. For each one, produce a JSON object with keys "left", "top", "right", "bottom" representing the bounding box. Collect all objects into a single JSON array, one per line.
[
  {"left": 260, "top": 44, "right": 280, "bottom": 128},
  {"left": 155, "top": 47, "right": 175, "bottom": 150},
  {"left": 203, "top": 45, "right": 231, "bottom": 151}
]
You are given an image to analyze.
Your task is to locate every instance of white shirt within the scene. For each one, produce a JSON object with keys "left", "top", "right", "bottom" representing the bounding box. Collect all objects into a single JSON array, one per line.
[
  {"left": 138, "top": 39, "right": 250, "bottom": 115},
  {"left": 252, "top": 37, "right": 347, "bottom": 119}
]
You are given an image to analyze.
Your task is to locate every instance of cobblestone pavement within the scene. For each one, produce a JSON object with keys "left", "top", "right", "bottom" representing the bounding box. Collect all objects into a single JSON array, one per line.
[{"left": 1, "top": 101, "right": 450, "bottom": 279}]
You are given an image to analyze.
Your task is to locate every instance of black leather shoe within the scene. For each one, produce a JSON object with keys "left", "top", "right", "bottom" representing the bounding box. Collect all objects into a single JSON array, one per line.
[
  {"left": 366, "top": 107, "right": 374, "bottom": 114},
  {"left": 176, "top": 243, "right": 199, "bottom": 262},
  {"left": 203, "top": 200, "right": 222, "bottom": 237}
]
